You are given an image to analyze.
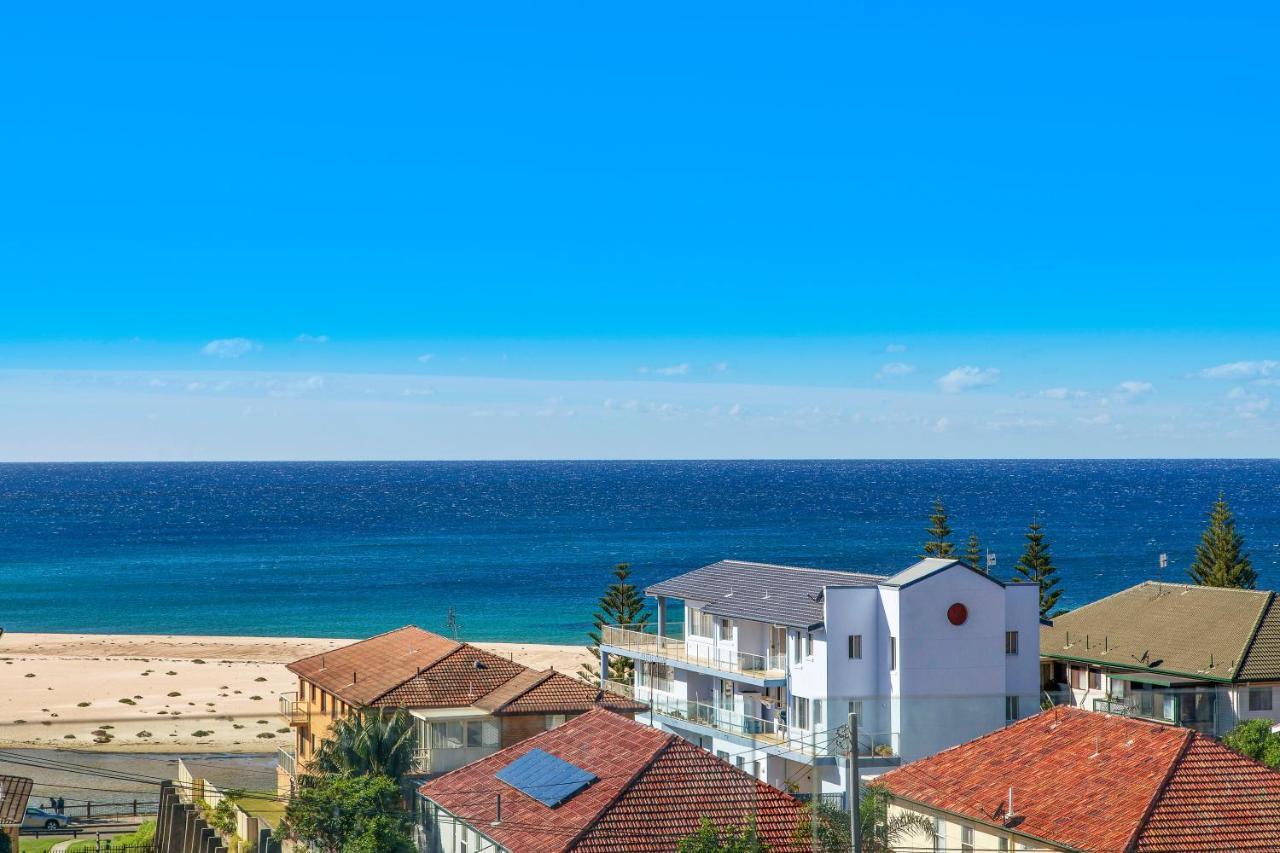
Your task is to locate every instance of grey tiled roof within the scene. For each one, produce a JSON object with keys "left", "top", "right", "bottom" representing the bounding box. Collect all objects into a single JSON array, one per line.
[
  {"left": 1240, "top": 595, "right": 1280, "bottom": 681},
  {"left": 1041, "top": 582, "right": 1276, "bottom": 683},
  {"left": 646, "top": 559, "right": 885, "bottom": 628}
]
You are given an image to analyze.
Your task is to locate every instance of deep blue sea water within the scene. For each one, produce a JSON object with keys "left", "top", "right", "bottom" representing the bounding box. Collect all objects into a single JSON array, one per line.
[{"left": 1, "top": 461, "right": 1278, "bottom": 644}]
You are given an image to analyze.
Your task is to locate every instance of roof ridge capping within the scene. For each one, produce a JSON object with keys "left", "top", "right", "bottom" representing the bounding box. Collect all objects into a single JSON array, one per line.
[
  {"left": 286, "top": 624, "right": 453, "bottom": 669},
  {"left": 718, "top": 558, "right": 888, "bottom": 578}
]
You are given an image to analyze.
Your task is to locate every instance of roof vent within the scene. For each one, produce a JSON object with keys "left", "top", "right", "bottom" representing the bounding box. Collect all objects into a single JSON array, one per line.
[{"left": 1004, "top": 787, "right": 1017, "bottom": 825}]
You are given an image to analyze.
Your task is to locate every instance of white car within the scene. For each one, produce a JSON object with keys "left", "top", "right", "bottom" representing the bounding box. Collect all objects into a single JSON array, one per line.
[{"left": 22, "top": 806, "right": 70, "bottom": 830}]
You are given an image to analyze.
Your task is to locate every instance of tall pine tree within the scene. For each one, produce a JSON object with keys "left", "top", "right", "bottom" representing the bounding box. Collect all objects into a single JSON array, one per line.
[
  {"left": 579, "top": 563, "right": 651, "bottom": 684},
  {"left": 923, "top": 499, "right": 955, "bottom": 558},
  {"left": 965, "top": 532, "right": 984, "bottom": 572},
  {"left": 1013, "top": 517, "right": 1063, "bottom": 617},
  {"left": 1188, "top": 493, "right": 1255, "bottom": 589}
]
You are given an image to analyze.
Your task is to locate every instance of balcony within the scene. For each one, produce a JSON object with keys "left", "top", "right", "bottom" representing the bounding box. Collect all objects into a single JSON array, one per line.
[
  {"left": 600, "top": 625, "right": 787, "bottom": 681},
  {"left": 610, "top": 682, "right": 898, "bottom": 762},
  {"left": 410, "top": 746, "right": 498, "bottom": 776},
  {"left": 279, "top": 692, "right": 308, "bottom": 726},
  {"left": 277, "top": 746, "right": 297, "bottom": 780}
]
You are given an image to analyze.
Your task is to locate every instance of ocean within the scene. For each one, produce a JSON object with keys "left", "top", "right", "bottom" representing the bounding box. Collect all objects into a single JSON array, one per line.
[{"left": 1, "top": 460, "right": 1277, "bottom": 644}]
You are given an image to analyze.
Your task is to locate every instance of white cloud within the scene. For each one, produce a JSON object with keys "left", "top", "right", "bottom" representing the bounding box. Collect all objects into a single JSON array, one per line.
[
  {"left": 295, "top": 334, "right": 330, "bottom": 344},
  {"left": 1077, "top": 413, "right": 1112, "bottom": 426},
  {"left": 1193, "top": 360, "right": 1280, "bottom": 380},
  {"left": 886, "top": 344, "right": 907, "bottom": 353},
  {"left": 875, "top": 362, "right": 916, "bottom": 380},
  {"left": 201, "top": 338, "right": 260, "bottom": 359},
  {"left": 937, "top": 366, "right": 1000, "bottom": 394},
  {"left": 417, "top": 353, "right": 435, "bottom": 363},
  {"left": 712, "top": 362, "right": 730, "bottom": 374},
  {"left": 638, "top": 363, "right": 690, "bottom": 376},
  {"left": 932, "top": 416, "right": 950, "bottom": 433},
  {"left": 1038, "top": 387, "right": 1088, "bottom": 400},
  {"left": 1115, "top": 380, "right": 1155, "bottom": 401},
  {"left": 728, "top": 403, "right": 743, "bottom": 417}
]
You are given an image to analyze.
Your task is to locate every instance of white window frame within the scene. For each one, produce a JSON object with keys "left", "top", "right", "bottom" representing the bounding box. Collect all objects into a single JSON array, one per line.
[
  {"left": 1005, "top": 631, "right": 1019, "bottom": 655},
  {"left": 961, "top": 824, "right": 975, "bottom": 853},
  {"left": 849, "top": 634, "right": 862, "bottom": 659},
  {"left": 1249, "top": 686, "right": 1274, "bottom": 712},
  {"left": 545, "top": 714, "right": 567, "bottom": 729},
  {"left": 1005, "top": 695, "right": 1020, "bottom": 723}
]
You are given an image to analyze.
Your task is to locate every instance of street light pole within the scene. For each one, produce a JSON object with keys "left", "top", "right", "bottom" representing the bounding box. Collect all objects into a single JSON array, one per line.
[{"left": 847, "top": 712, "right": 861, "bottom": 853}]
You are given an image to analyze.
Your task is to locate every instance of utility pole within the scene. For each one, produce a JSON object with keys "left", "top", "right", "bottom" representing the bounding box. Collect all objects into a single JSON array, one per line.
[
  {"left": 810, "top": 724, "right": 820, "bottom": 853},
  {"left": 848, "top": 712, "right": 861, "bottom": 853}
]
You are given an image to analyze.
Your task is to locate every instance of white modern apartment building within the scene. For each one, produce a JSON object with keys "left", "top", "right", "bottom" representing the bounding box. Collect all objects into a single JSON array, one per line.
[{"left": 599, "top": 557, "right": 1041, "bottom": 799}]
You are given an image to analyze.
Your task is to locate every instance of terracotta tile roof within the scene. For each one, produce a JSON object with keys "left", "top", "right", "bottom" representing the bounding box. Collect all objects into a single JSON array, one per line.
[
  {"left": 372, "top": 644, "right": 527, "bottom": 708},
  {"left": 420, "top": 708, "right": 806, "bottom": 853},
  {"left": 0, "top": 775, "right": 34, "bottom": 826},
  {"left": 472, "top": 669, "right": 554, "bottom": 713},
  {"left": 1136, "top": 734, "right": 1280, "bottom": 851},
  {"left": 287, "top": 626, "right": 649, "bottom": 714},
  {"left": 286, "top": 626, "right": 461, "bottom": 706},
  {"left": 879, "top": 707, "right": 1280, "bottom": 853},
  {"left": 1041, "top": 582, "right": 1274, "bottom": 682},
  {"left": 497, "top": 672, "right": 648, "bottom": 715}
]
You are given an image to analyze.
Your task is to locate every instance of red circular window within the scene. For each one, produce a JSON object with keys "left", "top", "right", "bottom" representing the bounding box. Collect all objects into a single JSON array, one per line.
[{"left": 947, "top": 603, "right": 968, "bottom": 625}]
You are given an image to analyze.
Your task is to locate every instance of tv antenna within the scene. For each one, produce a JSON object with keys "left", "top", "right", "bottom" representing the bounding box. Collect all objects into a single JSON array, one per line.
[
  {"left": 986, "top": 551, "right": 997, "bottom": 571},
  {"left": 444, "top": 606, "right": 461, "bottom": 639}
]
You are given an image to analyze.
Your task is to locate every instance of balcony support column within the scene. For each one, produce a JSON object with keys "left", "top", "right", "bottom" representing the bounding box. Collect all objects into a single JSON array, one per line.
[{"left": 656, "top": 596, "right": 667, "bottom": 638}]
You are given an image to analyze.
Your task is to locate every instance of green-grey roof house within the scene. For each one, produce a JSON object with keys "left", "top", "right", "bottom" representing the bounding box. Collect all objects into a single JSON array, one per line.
[{"left": 1040, "top": 581, "right": 1280, "bottom": 736}]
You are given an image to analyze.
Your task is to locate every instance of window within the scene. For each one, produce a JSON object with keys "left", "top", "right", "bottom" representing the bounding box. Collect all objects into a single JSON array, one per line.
[
  {"left": 320, "top": 691, "right": 327, "bottom": 713},
  {"left": 735, "top": 755, "right": 745, "bottom": 770},
  {"left": 933, "top": 817, "right": 945, "bottom": 852},
  {"left": 716, "top": 750, "right": 730, "bottom": 762},
  {"left": 961, "top": 825, "right": 975, "bottom": 853},
  {"left": 804, "top": 632, "right": 814, "bottom": 658},
  {"left": 794, "top": 696, "right": 811, "bottom": 730},
  {"left": 719, "top": 618, "right": 734, "bottom": 642},
  {"left": 459, "top": 827, "right": 471, "bottom": 853},
  {"left": 792, "top": 631, "right": 802, "bottom": 665},
  {"left": 639, "top": 661, "right": 674, "bottom": 692},
  {"left": 998, "top": 838, "right": 1009, "bottom": 852},
  {"left": 1250, "top": 687, "right": 1274, "bottom": 712},
  {"left": 890, "top": 637, "right": 897, "bottom": 671},
  {"left": 1005, "top": 631, "right": 1019, "bottom": 655},
  {"left": 849, "top": 634, "right": 863, "bottom": 659},
  {"left": 813, "top": 699, "right": 824, "bottom": 728},
  {"left": 1071, "top": 666, "right": 1086, "bottom": 690},
  {"left": 1005, "top": 695, "right": 1020, "bottom": 723},
  {"left": 688, "top": 608, "right": 715, "bottom": 638},
  {"left": 718, "top": 679, "right": 735, "bottom": 712},
  {"left": 545, "top": 714, "right": 567, "bottom": 729},
  {"left": 1088, "top": 669, "right": 1102, "bottom": 690},
  {"left": 432, "top": 720, "right": 499, "bottom": 750}
]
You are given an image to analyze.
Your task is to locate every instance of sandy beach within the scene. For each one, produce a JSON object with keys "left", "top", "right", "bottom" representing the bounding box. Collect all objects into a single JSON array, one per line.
[{"left": 0, "top": 632, "right": 592, "bottom": 752}]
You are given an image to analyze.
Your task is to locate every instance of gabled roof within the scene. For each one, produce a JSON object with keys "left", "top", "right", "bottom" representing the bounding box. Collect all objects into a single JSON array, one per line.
[
  {"left": 646, "top": 559, "right": 885, "bottom": 628},
  {"left": 420, "top": 708, "right": 806, "bottom": 853},
  {"left": 0, "top": 775, "right": 34, "bottom": 826},
  {"left": 287, "top": 626, "right": 645, "bottom": 714},
  {"left": 880, "top": 557, "right": 1006, "bottom": 589},
  {"left": 1041, "top": 582, "right": 1276, "bottom": 683},
  {"left": 879, "top": 707, "right": 1280, "bottom": 852}
]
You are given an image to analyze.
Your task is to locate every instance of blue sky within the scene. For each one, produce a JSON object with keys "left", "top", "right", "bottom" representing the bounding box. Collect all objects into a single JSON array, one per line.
[{"left": 2, "top": 3, "right": 1279, "bottom": 459}]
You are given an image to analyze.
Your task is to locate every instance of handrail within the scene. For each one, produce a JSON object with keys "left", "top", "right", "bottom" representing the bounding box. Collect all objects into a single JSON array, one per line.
[
  {"left": 611, "top": 681, "right": 898, "bottom": 758},
  {"left": 601, "top": 625, "right": 787, "bottom": 677},
  {"left": 277, "top": 746, "right": 298, "bottom": 779}
]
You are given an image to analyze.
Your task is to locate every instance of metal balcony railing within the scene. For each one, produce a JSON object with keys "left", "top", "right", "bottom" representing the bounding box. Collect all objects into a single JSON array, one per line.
[
  {"left": 609, "top": 681, "right": 898, "bottom": 759},
  {"left": 277, "top": 746, "right": 298, "bottom": 780},
  {"left": 601, "top": 625, "right": 787, "bottom": 679},
  {"left": 279, "top": 692, "right": 308, "bottom": 726}
]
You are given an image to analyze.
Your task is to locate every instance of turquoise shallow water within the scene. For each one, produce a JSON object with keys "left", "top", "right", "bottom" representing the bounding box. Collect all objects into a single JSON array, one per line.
[{"left": 1, "top": 460, "right": 1277, "bottom": 644}]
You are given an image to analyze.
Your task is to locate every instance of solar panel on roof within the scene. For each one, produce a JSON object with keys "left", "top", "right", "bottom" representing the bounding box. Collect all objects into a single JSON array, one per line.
[{"left": 495, "top": 748, "right": 597, "bottom": 807}]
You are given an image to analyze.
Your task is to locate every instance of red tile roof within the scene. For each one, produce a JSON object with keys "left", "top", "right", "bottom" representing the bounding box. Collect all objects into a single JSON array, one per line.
[
  {"left": 286, "top": 626, "right": 644, "bottom": 715},
  {"left": 879, "top": 707, "right": 1280, "bottom": 852},
  {"left": 1136, "top": 734, "right": 1280, "bottom": 851},
  {"left": 420, "top": 708, "right": 806, "bottom": 853},
  {"left": 286, "top": 626, "right": 461, "bottom": 706}
]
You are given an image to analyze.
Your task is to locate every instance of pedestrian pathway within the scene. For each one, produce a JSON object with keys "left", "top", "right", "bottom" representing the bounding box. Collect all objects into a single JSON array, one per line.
[{"left": 49, "top": 841, "right": 74, "bottom": 853}]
